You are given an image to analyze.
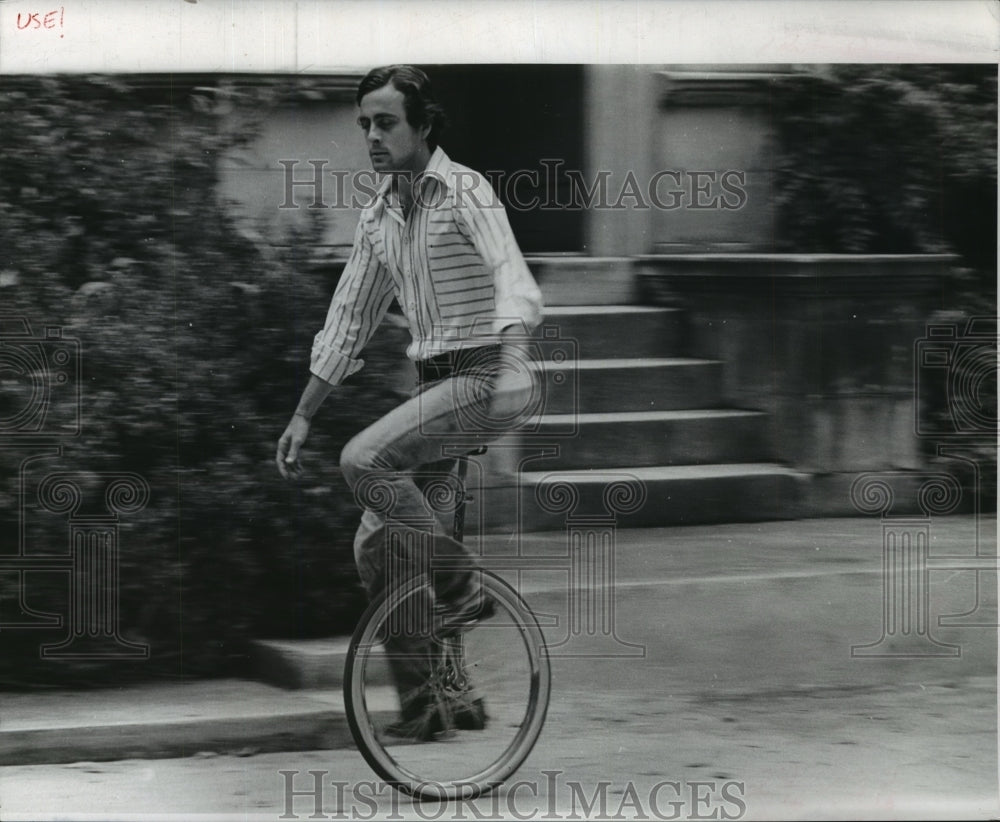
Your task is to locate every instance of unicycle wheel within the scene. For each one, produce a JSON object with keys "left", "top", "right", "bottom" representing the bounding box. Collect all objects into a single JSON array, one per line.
[{"left": 343, "top": 571, "right": 551, "bottom": 801}]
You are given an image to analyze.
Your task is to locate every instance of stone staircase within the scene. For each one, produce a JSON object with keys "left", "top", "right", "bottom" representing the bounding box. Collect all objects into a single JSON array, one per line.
[
  {"left": 247, "top": 259, "right": 809, "bottom": 689},
  {"left": 483, "top": 259, "right": 809, "bottom": 531}
]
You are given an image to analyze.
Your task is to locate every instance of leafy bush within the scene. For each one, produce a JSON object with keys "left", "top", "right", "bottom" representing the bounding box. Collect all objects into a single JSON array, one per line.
[
  {"left": 0, "top": 75, "right": 404, "bottom": 686},
  {"left": 772, "top": 65, "right": 997, "bottom": 266}
]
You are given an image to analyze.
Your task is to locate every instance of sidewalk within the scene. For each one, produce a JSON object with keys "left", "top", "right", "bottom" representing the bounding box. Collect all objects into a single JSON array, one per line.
[
  {"left": 2, "top": 515, "right": 995, "bottom": 767},
  {"left": 0, "top": 679, "right": 352, "bottom": 766}
]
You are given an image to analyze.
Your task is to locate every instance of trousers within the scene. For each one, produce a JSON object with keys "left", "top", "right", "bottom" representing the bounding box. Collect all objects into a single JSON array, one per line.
[{"left": 340, "top": 346, "right": 531, "bottom": 716}]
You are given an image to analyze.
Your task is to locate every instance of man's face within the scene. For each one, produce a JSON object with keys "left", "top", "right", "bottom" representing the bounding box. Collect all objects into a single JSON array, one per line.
[{"left": 357, "top": 83, "right": 429, "bottom": 174}]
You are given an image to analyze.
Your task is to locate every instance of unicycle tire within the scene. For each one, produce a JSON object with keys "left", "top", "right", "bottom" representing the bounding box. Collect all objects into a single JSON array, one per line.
[{"left": 343, "top": 570, "right": 550, "bottom": 801}]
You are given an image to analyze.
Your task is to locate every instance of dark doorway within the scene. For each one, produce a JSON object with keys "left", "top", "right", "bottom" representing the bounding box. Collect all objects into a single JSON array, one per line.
[{"left": 426, "top": 65, "right": 585, "bottom": 254}]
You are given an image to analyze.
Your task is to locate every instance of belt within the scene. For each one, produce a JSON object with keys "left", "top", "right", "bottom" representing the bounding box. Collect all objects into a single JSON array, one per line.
[{"left": 416, "top": 345, "right": 502, "bottom": 384}]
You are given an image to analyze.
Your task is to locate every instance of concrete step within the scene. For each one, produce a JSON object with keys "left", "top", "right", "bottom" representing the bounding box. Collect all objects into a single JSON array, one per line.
[
  {"left": 534, "top": 356, "right": 723, "bottom": 414},
  {"left": 533, "top": 305, "right": 683, "bottom": 359},
  {"left": 250, "top": 637, "right": 392, "bottom": 690},
  {"left": 517, "top": 463, "right": 810, "bottom": 529},
  {"left": 526, "top": 256, "right": 637, "bottom": 306},
  {"left": 522, "top": 409, "right": 772, "bottom": 469}
]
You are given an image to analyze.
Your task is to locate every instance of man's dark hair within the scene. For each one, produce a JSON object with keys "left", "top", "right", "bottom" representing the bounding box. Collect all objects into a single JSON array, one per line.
[{"left": 356, "top": 65, "right": 447, "bottom": 151}]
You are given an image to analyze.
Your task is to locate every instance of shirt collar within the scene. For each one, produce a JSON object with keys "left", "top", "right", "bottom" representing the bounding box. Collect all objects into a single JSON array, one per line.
[
  {"left": 422, "top": 146, "right": 452, "bottom": 188},
  {"left": 374, "top": 146, "right": 455, "bottom": 207}
]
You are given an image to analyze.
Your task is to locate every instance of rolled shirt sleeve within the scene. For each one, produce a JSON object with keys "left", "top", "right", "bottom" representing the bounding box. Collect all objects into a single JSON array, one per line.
[{"left": 310, "top": 217, "right": 395, "bottom": 385}]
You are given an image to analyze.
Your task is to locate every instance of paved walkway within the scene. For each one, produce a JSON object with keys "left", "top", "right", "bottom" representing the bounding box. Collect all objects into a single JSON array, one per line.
[{"left": 2, "top": 515, "right": 996, "bottom": 770}]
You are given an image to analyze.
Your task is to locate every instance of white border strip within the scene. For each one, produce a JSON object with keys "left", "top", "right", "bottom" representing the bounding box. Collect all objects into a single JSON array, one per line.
[{"left": 0, "top": 0, "right": 997, "bottom": 74}]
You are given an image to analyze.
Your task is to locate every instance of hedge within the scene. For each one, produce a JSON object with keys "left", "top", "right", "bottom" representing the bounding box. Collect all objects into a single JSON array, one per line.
[{"left": 0, "top": 75, "right": 404, "bottom": 686}]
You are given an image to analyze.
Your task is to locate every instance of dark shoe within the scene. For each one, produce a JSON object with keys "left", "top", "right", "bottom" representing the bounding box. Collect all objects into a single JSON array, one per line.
[
  {"left": 452, "top": 696, "right": 487, "bottom": 731},
  {"left": 385, "top": 697, "right": 488, "bottom": 741}
]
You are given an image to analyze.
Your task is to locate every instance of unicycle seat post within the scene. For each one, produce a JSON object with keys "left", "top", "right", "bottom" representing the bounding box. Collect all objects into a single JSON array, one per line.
[{"left": 453, "top": 446, "right": 487, "bottom": 543}]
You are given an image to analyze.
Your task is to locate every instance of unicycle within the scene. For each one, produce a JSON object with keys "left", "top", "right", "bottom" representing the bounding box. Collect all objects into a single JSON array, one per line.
[{"left": 342, "top": 448, "right": 551, "bottom": 801}]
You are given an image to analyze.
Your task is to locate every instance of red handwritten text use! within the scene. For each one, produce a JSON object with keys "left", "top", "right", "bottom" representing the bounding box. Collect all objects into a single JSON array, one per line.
[{"left": 16, "top": 7, "right": 66, "bottom": 37}]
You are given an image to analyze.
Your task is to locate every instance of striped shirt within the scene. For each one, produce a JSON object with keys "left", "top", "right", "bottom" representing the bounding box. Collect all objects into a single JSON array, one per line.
[{"left": 310, "top": 147, "right": 544, "bottom": 386}]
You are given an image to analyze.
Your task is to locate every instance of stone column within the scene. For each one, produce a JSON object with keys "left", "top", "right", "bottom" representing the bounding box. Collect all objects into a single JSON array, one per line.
[{"left": 582, "top": 65, "right": 657, "bottom": 256}]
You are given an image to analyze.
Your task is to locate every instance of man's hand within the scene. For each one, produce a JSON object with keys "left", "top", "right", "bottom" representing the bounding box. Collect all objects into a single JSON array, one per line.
[
  {"left": 277, "top": 375, "right": 336, "bottom": 479},
  {"left": 276, "top": 414, "right": 311, "bottom": 479}
]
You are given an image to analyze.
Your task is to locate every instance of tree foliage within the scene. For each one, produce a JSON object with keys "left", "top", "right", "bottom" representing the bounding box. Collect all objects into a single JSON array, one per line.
[
  {"left": 772, "top": 65, "right": 997, "bottom": 274},
  {"left": 0, "top": 75, "right": 404, "bottom": 686}
]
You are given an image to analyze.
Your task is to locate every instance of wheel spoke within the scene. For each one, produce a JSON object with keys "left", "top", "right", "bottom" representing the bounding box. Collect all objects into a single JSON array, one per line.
[{"left": 344, "top": 573, "right": 551, "bottom": 800}]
